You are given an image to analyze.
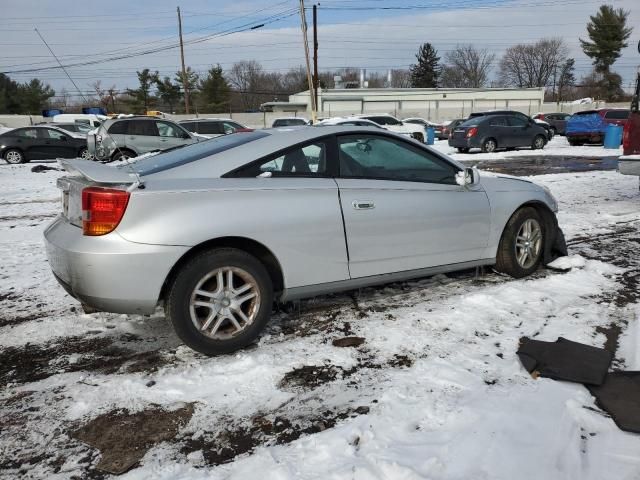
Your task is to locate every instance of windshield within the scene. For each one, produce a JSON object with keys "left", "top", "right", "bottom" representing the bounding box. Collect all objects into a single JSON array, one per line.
[{"left": 123, "top": 131, "right": 269, "bottom": 176}]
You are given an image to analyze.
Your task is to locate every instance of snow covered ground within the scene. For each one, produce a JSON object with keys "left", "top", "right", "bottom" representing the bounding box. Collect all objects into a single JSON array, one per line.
[
  {"left": 433, "top": 135, "right": 622, "bottom": 162},
  {"left": 1, "top": 162, "right": 639, "bottom": 479}
]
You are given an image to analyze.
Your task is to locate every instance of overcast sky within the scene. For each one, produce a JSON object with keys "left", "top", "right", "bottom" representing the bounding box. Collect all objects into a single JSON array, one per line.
[{"left": 1, "top": 0, "right": 638, "bottom": 99}]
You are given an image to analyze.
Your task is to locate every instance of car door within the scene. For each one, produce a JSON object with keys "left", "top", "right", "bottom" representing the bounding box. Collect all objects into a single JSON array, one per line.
[
  {"left": 335, "top": 133, "right": 491, "bottom": 279},
  {"left": 506, "top": 116, "right": 531, "bottom": 146},
  {"left": 227, "top": 137, "right": 349, "bottom": 287},
  {"left": 38, "top": 128, "right": 77, "bottom": 158},
  {"left": 125, "top": 119, "right": 159, "bottom": 154},
  {"left": 488, "top": 116, "right": 512, "bottom": 147},
  {"left": 9, "top": 128, "right": 40, "bottom": 159}
]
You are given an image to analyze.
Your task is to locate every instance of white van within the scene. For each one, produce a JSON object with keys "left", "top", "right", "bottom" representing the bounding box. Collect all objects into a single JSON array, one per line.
[{"left": 52, "top": 114, "right": 107, "bottom": 130}]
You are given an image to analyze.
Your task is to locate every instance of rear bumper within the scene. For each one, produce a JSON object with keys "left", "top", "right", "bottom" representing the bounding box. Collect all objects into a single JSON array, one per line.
[
  {"left": 619, "top": 159, "right": 640, "bottom": 176},
  {"left": 448, "top": 137, "right": 479, "bottom": 149},
  {"left": 44, "top": 216, "right": 189, "bottom": 314}
]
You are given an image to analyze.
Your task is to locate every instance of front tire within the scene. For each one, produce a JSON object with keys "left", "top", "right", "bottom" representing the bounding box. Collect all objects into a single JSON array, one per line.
[
  {"left": 4, "top": 149, "right": 25, "bottom": 164},
  {"left": 495, "top": 207, "right": 544, "bottom": 278},
  {"left": 78, "top": 148, "right": 93, "bottom": 160},
  {"left": 111, "top": 149, "right": 136, "bottom": 162},
  {"left": 166, "top": 248, "right": 274, "bottom": 355}
]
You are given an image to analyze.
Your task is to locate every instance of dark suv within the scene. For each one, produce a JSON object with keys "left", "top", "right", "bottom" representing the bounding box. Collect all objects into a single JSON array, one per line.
[
  {"left": 533, "top": 113, "right": 571, "bottom": 135},
  {"left": 448, "top": 115, "right": 548, "bottom": 153}
]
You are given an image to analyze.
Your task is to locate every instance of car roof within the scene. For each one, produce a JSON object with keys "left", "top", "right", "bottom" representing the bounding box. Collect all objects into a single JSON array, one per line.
[{"left": 179, "top": 118, "right": 235, "bottom": 123}]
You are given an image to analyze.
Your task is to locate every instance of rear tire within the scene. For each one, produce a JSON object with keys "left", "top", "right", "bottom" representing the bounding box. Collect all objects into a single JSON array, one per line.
[
  {"left": 4, "top": 149, "right": 25, "bottom": 164},
  {"left": 166, "top": 248, "right": 274, "bottom": 356},
  {"left": 495, "top": 207, "right": 544, "bottom": 278},
  {"left": 481, "top": 138, "right": 497, "bottom": 153}
]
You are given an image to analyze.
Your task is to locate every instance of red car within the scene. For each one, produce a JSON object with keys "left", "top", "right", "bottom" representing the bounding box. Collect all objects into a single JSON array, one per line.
[
  {"left": 623, "top": 76, "right": 640, "bottom": 156},
  {"left": 566, "top": 109, "right": 629, "bottom": 146}
]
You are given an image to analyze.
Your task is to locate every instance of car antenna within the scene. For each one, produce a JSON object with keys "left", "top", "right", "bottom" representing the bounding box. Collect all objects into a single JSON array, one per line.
[{"left": 34, "top": 27, "right": 145, "bottom": 189}]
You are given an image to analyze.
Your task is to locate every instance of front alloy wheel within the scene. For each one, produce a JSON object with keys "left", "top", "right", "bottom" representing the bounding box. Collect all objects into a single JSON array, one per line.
[
  {"left": 533, "top": 135, "right": 546, "bottom": 150},
  {"left": 495, "top": 207, "right": 545, "bottom": 278},
  {"left": 514, "top": 218, "right": 542, "bottom": 270}
]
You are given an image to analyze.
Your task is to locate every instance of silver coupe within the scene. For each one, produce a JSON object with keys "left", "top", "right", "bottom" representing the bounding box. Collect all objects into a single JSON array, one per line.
[{"left": 44, "top": 126, "right": 566, "bottom": 355}]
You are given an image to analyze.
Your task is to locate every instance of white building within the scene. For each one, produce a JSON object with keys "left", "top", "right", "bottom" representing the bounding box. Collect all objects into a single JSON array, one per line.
[{"left": 262, "top": 87, "right": 546, "bottom": 122}]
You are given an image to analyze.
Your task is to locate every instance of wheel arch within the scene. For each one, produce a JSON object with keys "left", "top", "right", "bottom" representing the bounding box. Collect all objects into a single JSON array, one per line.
[
  {"left": 159, "top": 236, "right": 285, "bottom": 304},
  {"left": 500, "top": 200, "right": 562, "bottom": 264}
]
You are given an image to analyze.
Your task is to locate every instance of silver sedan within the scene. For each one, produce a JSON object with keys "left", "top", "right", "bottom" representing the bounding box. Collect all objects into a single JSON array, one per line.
[{"left": 44, "top": 126, "right": 566, "bottom": 355}]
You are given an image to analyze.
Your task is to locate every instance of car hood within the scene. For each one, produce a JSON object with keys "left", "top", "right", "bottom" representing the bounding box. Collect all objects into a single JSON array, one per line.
[{"left": 478, "top": 170, "right": 538, "bottom": 192}]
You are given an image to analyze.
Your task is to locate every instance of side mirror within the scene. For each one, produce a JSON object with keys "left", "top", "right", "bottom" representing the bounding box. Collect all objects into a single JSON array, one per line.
[{"left": 455, "top": 167, "right": 480, "bottom": 186}]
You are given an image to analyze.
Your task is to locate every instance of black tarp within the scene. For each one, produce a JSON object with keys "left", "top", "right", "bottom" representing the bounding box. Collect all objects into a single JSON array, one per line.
[
  {"left": 517, "top": 337, "right": 613, "bottom": 386},
  {"left": 588, "top": 372, "right": 640, "bottom": 434}
]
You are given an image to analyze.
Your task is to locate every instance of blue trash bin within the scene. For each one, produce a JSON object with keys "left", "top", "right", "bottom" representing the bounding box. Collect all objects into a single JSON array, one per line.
[
  {"left": 425, "top": 126, "right": 435, "bottom": 145},
  {"left": 603, "top": 124, "right": 623, "bottom": 149}
]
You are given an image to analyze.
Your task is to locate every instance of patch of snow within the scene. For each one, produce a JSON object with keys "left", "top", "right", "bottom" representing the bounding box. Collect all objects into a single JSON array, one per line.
[{"left": 547, "top": 255, "right": 587, "bottom": 271}]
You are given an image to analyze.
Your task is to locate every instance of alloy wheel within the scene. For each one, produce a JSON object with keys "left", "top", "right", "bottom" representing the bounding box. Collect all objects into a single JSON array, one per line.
[
  {"left": 534, "top": 136, "right": 545, "bottom": 149},
  {"left": 5, "top": 150, "right": 23, "bottom": 164},
  {"left": 189, "top": 267, "right": 261, "bottom": 340},
  {"left": 515, "top": 218, "right": 542, "bottom": 269},
  {"left": 484, "top": 140, "right": 496, "bottom": 153}
]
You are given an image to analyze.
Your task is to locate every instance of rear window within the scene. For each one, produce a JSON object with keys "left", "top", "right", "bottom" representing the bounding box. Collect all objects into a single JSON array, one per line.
[
  {"left": 604, "top": 110, "right": 629, "bottom": 120},
  {"left": 127, "top": 130, "right": 270, "bottom": 175},
  {"left": 460, "top": 117, "right": 484, "bottom": 127}
]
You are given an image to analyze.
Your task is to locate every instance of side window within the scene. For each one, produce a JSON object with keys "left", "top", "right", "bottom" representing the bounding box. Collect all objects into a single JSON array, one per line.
[
  {"left": 197, "top": 122, "right": 224, "bottom": 135},
  {"left": 507, "top": 116, "right": 529, "bottom": 127},
  {"left": 232, "top": 140, "right": 328, "bottom": 177},
  {"left": 128, "top": 120, "right": 157, "bottom": 136},
  {"left": 15, "top": 128, "right": 38, "bottom": 138},
  {"left": 490, "top": 117, "right": 508, "bottom": 126},
  {"left": 338, "top": 134, "right": 457, "bottom": 184},
  {"left": 223, "top": 122, "right": 241, "bottom": 134},
  {"left": 156, "top": 121, "right": 183, "bottom": 138},
  {"left": 107, "top": 121, "right": 128, "bottom": 135},
  {"left": 43, "top": 129, "right": 68, "bottom": 140},
  {"left": 604, "top": 110, "right": 629, "bottom": 120},
  {"left": 180, "top": 122, "right": 195, "bottom": 133}
]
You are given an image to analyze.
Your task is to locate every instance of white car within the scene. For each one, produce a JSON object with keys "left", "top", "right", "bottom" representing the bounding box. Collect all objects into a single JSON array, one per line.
[
  {"left": 316, "top": 117, "right": 385, "bottom": 128},
  {"left": 356, "top": 114, "right": 426, "bottom": 142}
]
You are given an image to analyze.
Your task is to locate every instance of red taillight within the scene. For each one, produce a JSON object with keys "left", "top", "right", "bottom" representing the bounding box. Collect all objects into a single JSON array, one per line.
[
  {"left": 466, "top": 127, "right": 478, "bottom": 138},
  {"left": 81, "top": 187, "right": 130, "bottom": 236}
]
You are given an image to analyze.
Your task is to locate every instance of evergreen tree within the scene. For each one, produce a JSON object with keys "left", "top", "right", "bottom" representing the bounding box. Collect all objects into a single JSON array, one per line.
[
  {"left": 199, "top": 65, "right": 230, "bottom": 113},
  {"left": 175, "top": 67, "right": 199, "bottom": 111},
  {"left": 155, "top": 76, "right": 181, "bottom": 113},
  {"left": 580, "top": 5, "right": 633, "bottom": 73},
  {"left": 0, "top": 73, "right": 21, "bottom": 113},
  {"left": 556, "top": 58, "right": 576, "bottom": 102},
  {"left": 410, "top": 43, "right": 442, "bottom": 88},
  {"left": 126, "top": 69, "right": 159, "bottom": 113},
  {"left": 18, "top": 79, "right": 55, "bottom": 114}
]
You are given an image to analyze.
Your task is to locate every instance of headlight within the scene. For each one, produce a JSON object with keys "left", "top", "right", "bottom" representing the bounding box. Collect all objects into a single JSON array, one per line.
[{"left": 542, "top": 185, "right": 558, "bottom": 212}]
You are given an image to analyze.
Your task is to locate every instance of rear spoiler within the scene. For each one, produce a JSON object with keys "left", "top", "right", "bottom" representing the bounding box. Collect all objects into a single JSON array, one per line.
[{"left": 59, "top": 159, "right": 138, "bottom": 184}]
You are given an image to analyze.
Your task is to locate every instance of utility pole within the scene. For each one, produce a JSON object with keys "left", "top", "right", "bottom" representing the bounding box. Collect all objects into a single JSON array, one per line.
[
  {"left": 177, "top": 6, "right": 190, "bottom": 114},
  {"left": 313, "top": 4, "right": 319, "bottom": 113},
  {"left": 299, "top": 0, "right": 317, "bottom": 123}
]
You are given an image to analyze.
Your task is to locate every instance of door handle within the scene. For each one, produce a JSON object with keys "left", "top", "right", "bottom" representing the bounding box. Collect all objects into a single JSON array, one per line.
[{"left": 352, "top": 200, "right": 375, "bottom": 210}]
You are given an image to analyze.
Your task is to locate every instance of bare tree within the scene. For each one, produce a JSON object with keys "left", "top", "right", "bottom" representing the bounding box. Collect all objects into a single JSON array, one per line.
[
  {"left": 390, "top": 69, "right": 412, "bottom": 88},
  {"left": 228, "top": 60, "right": 265, "bottom": 110},
  {"left": 441, "top": 45, "right": 495, "bottom": 88},
  {"left": 499, "top": 38, "right": 568, "bottom": 88},
  {"left": 92, "top": 80, "right": 117, "bottom": 111}
]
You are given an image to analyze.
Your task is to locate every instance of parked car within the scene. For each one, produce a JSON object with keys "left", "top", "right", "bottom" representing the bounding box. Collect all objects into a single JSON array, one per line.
[
  {"left": 533, "top": 113, "right": 571, "bottom": 135},
  {"left": 53, "top": 113, "right": 105, "bottom": 130},
  {"left": 441, "top": 119, "right": 465, "bottom": 140},
  {"left": 316, "top": 117, "right": 385, "bottom": 128},
  {"left": 619, "top": 71, "right": 640, "bottom": 176},
  {"left": 272, "top": 117, "right": 308, "bottom": 127},
  {"left": 356, "top": 114, "right": 425, "bottom": 142},
  {"left": 402, "top": 118, "right": 446, "bottom": 139},
  {"left": 38, "top": 122, "right": 92, "bottom": 134},
  {"left": 566, "top": 109, "right": 630, "bottom": 146},
  {"left": 469, "top": 110, "right": 554, "bottom": 140},
  {"left": 1, "top": 126, "right": 90, "bottom": 164},
  {"left": 449, "top": 115, "right": 548, "bottom": 153},
  {"left": 87, "top": 116, "right": 201, "bottom": 162},
  {"left": 44, "top": 126, "right": 566, "bottom": 355},
  {"left": 179, "top": 118, "right": 251, "bottom": 138}
]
